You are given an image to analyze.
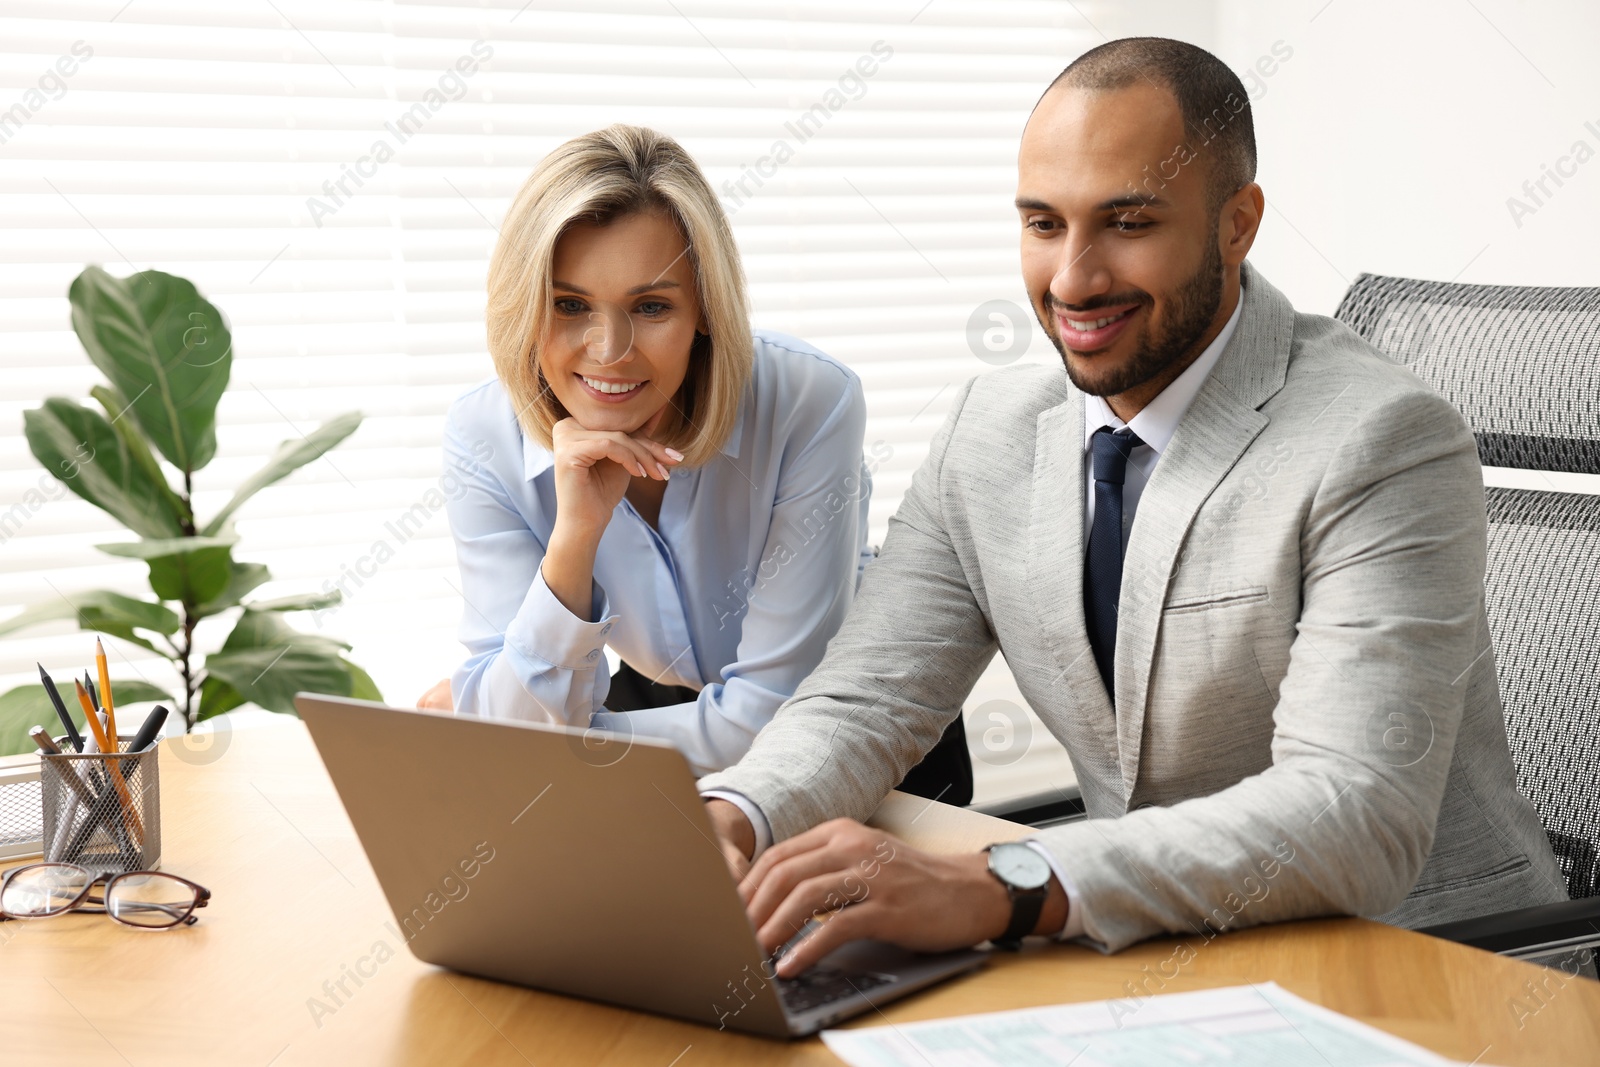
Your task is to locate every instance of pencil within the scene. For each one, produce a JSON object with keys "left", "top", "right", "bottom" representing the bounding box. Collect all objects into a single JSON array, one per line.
[
  {"left": 37, "top": 663, "right": 83, "bottom": 752},
  {"left": 74, "top": 678, "right": 144, "bottom": 849},
  {"left": 95, "top": 637, "right": 117, "bottom": 747}
]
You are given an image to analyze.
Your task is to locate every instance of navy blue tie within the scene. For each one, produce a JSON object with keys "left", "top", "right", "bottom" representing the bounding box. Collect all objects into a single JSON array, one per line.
[{"left": 1084, "top": 427, "right": 1143, "bottom": 700}]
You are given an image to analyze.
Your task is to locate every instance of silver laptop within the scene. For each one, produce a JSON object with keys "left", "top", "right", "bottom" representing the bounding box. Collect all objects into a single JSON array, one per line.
[{"left": 295, "top": 693, "right": 987, "bottom": 1037}]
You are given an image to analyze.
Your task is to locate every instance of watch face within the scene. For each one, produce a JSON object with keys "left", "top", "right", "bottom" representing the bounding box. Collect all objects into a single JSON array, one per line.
[{"left": 988, "top": 843, "right": 1051, "bottom": 892}]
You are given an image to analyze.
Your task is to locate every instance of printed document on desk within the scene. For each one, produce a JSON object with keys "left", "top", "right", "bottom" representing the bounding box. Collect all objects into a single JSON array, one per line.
[{"left": 821, "top": 981, "right": 1489, "bottom": 1066}]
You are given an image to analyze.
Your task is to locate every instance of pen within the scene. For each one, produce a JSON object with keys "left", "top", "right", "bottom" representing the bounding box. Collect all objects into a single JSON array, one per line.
[
  {"left": 129, "top": 706, "right": 169, "bottom": 754},
  {"left": 33, "top": 726, "right": 89, "bottom": 859},
  {"left": 34, "top": 725, "right": 129, "bottom": 862},
  {"left": 31, "top": 726, "right": 102, "bottom": 824},
  {"left": 57, "top": 692, "right": 130, "bottom": 861},
  {"left": 83, "top": 672, "right": 98, "bottom": 717},
  {"left": 30, "top": 726, "right": 101, "bottom": 810},
  {"left": 61, "top": 711, "right": 137, "bottom": 864},
  {"left": 95, "top": 637, "right": 118, "bottom": 747},
  {"left": 74, "top": 679, "right": 144, "bottom": 848},
  {"left": 37, "top": 664, "right": 83, "bottom": 752},
  {"left": 61, "top": 770, "right": 137, "bottom": 863}
]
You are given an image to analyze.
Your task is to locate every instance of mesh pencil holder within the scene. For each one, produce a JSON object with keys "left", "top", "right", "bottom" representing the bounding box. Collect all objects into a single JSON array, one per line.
[{"left": 39, "top": 737, "right": 161, "bottom": 874}]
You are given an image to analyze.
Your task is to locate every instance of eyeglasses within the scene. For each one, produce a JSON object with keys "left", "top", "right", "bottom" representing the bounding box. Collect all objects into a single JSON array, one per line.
[{"left": 0, "top": 862, "right": 211, "bottom": 929}]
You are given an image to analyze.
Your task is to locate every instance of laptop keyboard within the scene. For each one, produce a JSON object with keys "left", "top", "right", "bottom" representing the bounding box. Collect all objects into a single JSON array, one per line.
[{"left": 777, "top": 968, "right": 895, "bottom": 1014}]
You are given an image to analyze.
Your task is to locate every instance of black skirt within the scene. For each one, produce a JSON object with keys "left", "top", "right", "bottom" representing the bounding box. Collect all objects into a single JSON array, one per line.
[
  {"left": 605, "top": 659, "right": 972, "bottom": 807},
  {"left": 607, "top": 660, "right": 699, "bottom": 711}
]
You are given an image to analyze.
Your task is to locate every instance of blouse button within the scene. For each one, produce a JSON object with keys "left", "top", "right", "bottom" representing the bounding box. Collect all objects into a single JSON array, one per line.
[
  {"left": 600, "top": 623, "right": 612, "bottom": 636},
  {"left": 586, "top": 649, "right": 600, "bottom": 662}
]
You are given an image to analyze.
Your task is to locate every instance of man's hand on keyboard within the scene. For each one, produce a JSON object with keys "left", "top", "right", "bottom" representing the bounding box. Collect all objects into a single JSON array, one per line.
[{"left": 739, "top": 818, "right": 1043, "bottom": 978}]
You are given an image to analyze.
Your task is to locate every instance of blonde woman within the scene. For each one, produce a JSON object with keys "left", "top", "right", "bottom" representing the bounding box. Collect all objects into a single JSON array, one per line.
[{"left": 427, "top": 125, "right": 874, "bottom": 775}]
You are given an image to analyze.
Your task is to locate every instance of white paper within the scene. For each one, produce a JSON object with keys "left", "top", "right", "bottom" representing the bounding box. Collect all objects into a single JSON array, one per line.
[{"left": 821, "top": 981, "right": 1490, "bottom": 1067}]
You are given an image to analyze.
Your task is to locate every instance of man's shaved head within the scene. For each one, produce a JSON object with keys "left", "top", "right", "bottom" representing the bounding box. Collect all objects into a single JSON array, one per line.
[
  {"left": 1044, "top": 37, "right": 1256, "bottom": 211},
  {"left": 1014, "top": 36, "right": 1265, "bottom": 415}
]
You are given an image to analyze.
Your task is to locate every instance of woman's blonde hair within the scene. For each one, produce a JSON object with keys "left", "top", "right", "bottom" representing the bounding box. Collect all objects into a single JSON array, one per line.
[{"left": 486, "top": 124, "right": 752, "bottom": 466}]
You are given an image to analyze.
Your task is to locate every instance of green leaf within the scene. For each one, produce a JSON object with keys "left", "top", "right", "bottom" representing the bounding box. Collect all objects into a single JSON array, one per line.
[
  {"left": 197, "top": 675, "right": 246, "bottom": 722},
  {"left": 78, "top": 593, "right": 181, "bottom": 655},
  {"left": 222, "top": 608, "right": 350, "bottom": 654},
  {"left": 204, "top": 645, "right": 352, "bottom": 715},
  {"left": 102, "top": 631, "right": 162, "bottom": 655},
  {"left": 341, "top": 658, "right": 383, "bottom": 702},
  {"left": 0, "top": 686, "right": 59, "bottom": 756},
  {"left": 22, "top": 398, "right": 185, "bottom": 539},
  {"left": 0, "top": 590, "right": 179, "bottom": 653},
  {"left": 243, "top": 589, "right": 341, "bottom": 613},
  {"left": 68, "top": 266, "right": 232, "bottom": 475},
  {"left": 201, "top": 411, "right": 363, "bottom": 535},
  {"left": 90, "top": 382, "right": 192, "bottom": 530},
  {"left": 194, "top": 560, "right": 272, "bottom": 618},
  {"left": 149, "top": 546, "right": 234, "bottom": 607},
  {"left": 96, "top": 536, "right": 236, "bottom": 607},
  {"left": 201, "top": 609, "right": 354, "bottom": 714},
  {"left": 0, "top": 681, "right": 172, "bottom": 756},
  {"left": 95, "top": 535, "right": 236, "bottom": 558},
  {"left": 77, "top": 593, "right": 181, "bottom": 636},
  {"left": 0, "top": 598, "right": 77, "bottom": 638}
]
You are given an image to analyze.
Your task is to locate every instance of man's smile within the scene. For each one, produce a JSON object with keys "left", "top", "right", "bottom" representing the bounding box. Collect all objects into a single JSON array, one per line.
[{"left": 1056, "top": 304, "right": 1140, "bottom": 352}]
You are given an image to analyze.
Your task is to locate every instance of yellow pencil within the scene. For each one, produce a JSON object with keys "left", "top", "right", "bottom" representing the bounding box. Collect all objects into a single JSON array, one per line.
[
  {"left": 75, "top": 678, "right": 143, "bottom": 848},
  {"left": 95, "top": 636, "right": 117, "bottom": 746}
]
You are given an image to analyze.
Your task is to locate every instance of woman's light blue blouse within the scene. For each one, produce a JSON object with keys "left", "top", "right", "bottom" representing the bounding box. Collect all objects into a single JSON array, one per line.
[{"left": 442, "top": 330, "right": 874, "bottom": 774}]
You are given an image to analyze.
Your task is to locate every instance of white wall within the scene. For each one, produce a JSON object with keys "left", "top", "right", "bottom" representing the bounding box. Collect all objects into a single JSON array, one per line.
[
  {"left": 1215, "top": 0, "right": 1600, "bottom": 313},
  {"left": 1093, "top": 0, "right": 1600, "bottom": 310}
]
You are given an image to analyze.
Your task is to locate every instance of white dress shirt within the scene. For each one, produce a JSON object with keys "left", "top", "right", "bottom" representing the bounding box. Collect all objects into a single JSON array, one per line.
[
  {"left": 444, "top": 330, "right": 874, "bottom": 775},
  {"left": 1080, "top": 295, "right": 1244, "bottom": 548},
  {"left": 1031, "top": 293, "right": 1243, "bottom": 940},
  {"left": 705, "top": 296, "right": 1244, "bottom": 944}
]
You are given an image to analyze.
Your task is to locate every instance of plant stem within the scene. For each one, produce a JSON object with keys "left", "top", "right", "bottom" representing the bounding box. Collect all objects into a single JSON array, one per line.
[
  {"left": 179, "top": 609, "right": 197, "bottom": 730},
  {"left": 180, "top": 473, "right": 196, "bottom": 729}
]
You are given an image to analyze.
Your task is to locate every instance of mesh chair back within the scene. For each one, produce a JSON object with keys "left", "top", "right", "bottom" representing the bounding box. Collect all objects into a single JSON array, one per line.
[
  {"left": 1335, "top": 273, "right": 1600, "bottom": 900},
  {"left": 1336, "top": 274, "right": 1600, "bottom": 472}
]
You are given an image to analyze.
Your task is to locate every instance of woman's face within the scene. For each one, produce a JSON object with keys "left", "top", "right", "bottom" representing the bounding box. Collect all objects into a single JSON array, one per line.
[{"left": 540, "top": 209, "right": 705, "bottom": 435}]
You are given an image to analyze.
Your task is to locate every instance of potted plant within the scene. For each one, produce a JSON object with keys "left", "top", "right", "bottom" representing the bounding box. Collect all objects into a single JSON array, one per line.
[{"left": 0, "top": 266, "right": 381, "bottom": 754}]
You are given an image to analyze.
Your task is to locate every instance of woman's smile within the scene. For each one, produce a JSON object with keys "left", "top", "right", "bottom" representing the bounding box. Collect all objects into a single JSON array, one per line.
[{"left": 577, "top": 373, "right": 649, "bottom": 402}]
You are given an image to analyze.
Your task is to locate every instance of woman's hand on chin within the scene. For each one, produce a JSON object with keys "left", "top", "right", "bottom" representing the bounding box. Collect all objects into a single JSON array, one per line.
[{"left": 548, "top": 410, "right": 683, "bottom": 537}]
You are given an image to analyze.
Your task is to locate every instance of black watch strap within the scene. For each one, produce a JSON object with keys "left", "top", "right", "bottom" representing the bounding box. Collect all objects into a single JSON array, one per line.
[
  {"left": 995, "top": 886, "right": 1045, "bottom": 949},
  {"left": 986, "top": 844, "right": 1050, "bottom": 950}
]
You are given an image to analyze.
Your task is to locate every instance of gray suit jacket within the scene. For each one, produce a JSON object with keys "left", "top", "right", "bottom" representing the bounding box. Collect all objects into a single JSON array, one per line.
[{"left": 699, "top": 264, "right": 1568, "bottom": 952}]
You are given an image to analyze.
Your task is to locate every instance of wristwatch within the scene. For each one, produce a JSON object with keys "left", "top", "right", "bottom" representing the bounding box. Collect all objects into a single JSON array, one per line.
[{"left": 984, "top": 842, "right": 1052, "bottom": 950}]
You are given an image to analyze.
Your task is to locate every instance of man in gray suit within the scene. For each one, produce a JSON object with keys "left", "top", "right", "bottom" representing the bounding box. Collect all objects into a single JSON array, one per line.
[{"left": 697, "top": 37, "right": 1567, "bottom": 974}]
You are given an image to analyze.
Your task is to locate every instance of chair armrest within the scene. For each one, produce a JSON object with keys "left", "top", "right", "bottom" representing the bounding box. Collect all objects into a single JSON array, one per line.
[{"left": 1417, "top": 896, "right": 1600, "bottom": 960}]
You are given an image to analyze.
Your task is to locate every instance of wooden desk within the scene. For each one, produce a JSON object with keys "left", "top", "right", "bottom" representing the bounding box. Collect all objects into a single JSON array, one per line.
[{"left": 1, "top": 719, "right": 1596, "bottom": 1066}]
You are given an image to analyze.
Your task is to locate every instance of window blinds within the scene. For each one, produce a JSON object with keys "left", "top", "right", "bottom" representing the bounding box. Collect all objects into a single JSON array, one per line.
[{"left": 0, "top": 0, "right": 1088, "bottom": 798}]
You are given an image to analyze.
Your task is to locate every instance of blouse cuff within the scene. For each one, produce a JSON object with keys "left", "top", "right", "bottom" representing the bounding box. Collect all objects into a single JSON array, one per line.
[{"left": 506, "top": 567, "right": 618, "bottom": 672}]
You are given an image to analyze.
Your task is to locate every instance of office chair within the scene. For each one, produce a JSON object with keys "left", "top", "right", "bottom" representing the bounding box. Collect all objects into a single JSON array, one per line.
[
  {"left": 1336, "top": 272, "right": 1600, "bottom": 971},
  {"left": 894, "top": 718, "right": 974, "bottom": 807}
]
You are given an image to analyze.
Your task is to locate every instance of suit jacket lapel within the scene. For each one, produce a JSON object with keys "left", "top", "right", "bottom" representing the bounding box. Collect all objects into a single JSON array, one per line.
[
  {"left": 1027, "top": 393, "right": 1123, "bottom": 789},
  {"left": 1113, "top": 263, "right": 1295, "bottom": 799}
]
